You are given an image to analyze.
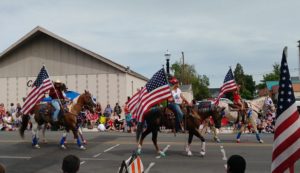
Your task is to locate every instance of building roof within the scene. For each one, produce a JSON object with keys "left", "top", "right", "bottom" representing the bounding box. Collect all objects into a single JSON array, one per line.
[{"left": 0, "top": 26, "right": 148, "bottom": 81}]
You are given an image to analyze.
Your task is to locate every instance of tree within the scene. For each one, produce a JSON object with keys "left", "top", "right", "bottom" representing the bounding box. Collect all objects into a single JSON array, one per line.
[
  {"left": 171, "top": 62, "right": 210, "bottom": 100},
  {"left": 257, "top": 63, "right": 280, "bottom": 90},
  {"left": 233, "top": 63, "right": 256, "bottom": 99}
]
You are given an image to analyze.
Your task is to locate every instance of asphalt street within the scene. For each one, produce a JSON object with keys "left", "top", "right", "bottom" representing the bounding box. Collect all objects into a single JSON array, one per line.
[{"left": 0, "top": 130, "right": 299, "bottom": 173}]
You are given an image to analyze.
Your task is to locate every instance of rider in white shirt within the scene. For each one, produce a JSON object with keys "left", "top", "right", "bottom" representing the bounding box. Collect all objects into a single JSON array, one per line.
[{"left": 168, "top": 77, "right": 189, "bottom": 132}]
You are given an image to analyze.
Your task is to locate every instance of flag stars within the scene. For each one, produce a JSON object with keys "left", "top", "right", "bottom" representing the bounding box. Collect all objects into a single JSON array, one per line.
[
  {"left": 287, "top": 99, "right": 291, "bottom": 102},
  {"left": 281, "top": 84, "right": 285, "bottom": 88},
  {"left": 284, "top": 62, "right": 288, "bottom": 66},
  {"left": 282, "top": 77, "right": 286, "bottom": 80},
  {"left": 281, "top": 91, "right": 284, "bottom": 95},
  {"left": 288, "top": 91, "right": 292, "bottom": 95},
  {"left": 279, "top": 105, "right": 283, "bottom": 109},
  {"left": 280, "top": 98, "right": 284, "bottom": 102},
  {"left": 283, "top": 69, "right": 287, "bottom": 73}
]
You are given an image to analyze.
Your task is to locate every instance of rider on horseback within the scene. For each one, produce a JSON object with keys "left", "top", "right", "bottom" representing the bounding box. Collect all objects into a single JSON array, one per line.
[
  {"left": 233, "top": 85, "right": 246, "bottom": 124},
  {"left": 168, "top": 77, "right": 189, "bottom": 132},
  {"left": 49, "top": 80, "right": 67, "bottom": 123}
]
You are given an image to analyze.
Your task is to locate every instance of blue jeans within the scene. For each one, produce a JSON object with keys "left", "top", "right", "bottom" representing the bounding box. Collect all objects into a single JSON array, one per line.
[
  {"left": 51, "top": 100, "right": 60, "bottom": 121},
  {"left": 169, "top": 103, "right": 183, "bottom": 132},
  {"left": 169, "top": 103, "right": 183, "bottom": 121}
]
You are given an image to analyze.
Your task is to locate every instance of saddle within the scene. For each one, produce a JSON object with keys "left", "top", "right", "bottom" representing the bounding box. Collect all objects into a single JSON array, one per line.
[
  {"left": 38, "top": 102, "right": 65, "bottom": 122},
  {"left": 197, "top": 101, "right": 213, "bottom": 113}
]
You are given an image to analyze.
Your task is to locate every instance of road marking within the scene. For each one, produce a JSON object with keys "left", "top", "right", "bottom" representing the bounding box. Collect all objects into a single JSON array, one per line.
[
  {"left": 144, "top": 162, "right": 155, "bottom": 173},
  {"left": 156, "top": 145, "right": 170, "bottom": 159},
  {"left": 80, "top": 158, "right": 108, "bottom": 161},
  {"left": 93, "top": 153, "right": 102, "bottom": 158},
  {"left": 220, "top": 145, "right": 227, "bottom": 161},
  {"left": 104, "top": 144, "right": 120, "bottom": 152},
  {"left": 0, "top": 156, "right": 31, "bottom": 159},
  {"left": 80, "top": 161, "right": 86, "bottom": 165}
]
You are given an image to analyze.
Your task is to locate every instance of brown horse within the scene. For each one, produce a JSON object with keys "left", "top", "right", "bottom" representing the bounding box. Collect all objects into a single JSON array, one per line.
[
  {"left": 136, "top": 104, "right": 223, "bottom": 157},
  {"left": 20, "top": 90, "right": 96, "bottom": 150},
  {"left": 136, "top": 107, "right": 176, "bottom": 156}
]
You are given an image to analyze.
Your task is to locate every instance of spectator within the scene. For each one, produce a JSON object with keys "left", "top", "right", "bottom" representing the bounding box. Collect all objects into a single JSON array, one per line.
[
  {"left": 104, "top": 104, "right": 113, "bottom": 119},
  {"left": 113, "top": 103, "right": 122, "bottom": 117},
  {"left": 0, "top": 163, "right": 5, "bottom": 173},
  {"left": 95, "top": 102, "right": 102, "bottom": 117},
  {"left": 124, "top": 100, "right": 133, "bottom": 133},
  {"left": 62, "top": 154, "right": 80, "bottom": 173},
  {"left": 0, "top": 103, "right": 5, "bottom": 120},
  {"left": 2, "top": 112, "right": 14, "bottom": 131},
  {"left": 227, "top": 155, "right": 246, "bottom": 173}
]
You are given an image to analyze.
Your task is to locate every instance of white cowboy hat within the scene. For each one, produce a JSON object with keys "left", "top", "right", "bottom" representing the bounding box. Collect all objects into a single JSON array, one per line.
[{"left": 54, "top": 79, "right": 61, "bottom": 83}]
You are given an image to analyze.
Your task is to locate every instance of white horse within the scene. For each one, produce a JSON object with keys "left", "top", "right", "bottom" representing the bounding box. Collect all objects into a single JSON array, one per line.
[{"left": 217, "top": 96, "right": 276, "bottom": 143}]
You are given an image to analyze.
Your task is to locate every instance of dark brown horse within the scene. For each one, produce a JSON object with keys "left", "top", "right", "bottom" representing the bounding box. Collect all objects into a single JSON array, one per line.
[
  {"left": 136, "top": 104, "right": 223, "bottom": 157},
  {"left": 20, "top": 90, "right": 96, "bottom": 150}
]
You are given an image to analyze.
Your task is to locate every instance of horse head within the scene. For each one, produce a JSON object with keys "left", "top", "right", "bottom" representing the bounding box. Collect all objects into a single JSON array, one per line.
[{"left": 78, "top": 90, "right": 96, "bottom": 113}]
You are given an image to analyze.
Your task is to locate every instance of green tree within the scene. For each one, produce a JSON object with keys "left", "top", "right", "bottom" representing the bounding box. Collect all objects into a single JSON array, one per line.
[
  {"left": 171, "top": 62, "right": 210, "bottom": 100},
  {"left": 233, "top": 63, "right": 256, "bottom": 99},
  {"left": 257, "top": 63, "right": 280, "bottom": 89}
]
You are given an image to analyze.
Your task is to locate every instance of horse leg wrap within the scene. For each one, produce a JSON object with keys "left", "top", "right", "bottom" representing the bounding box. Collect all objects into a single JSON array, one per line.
[
  {"left": 200, "top": 142, "right": 206, "bottom": 156},
  {"left": 32, "top": 135, "right": 38, "bottom": 146},
  {"left": 76, "top": 138, "right": 82, "bottom": 147},
  {"left": 60, "top": 137, "right": 66, "bottom": 146},
  {"left": 236, "top": 132, "right": 242, "bottom": 140}
]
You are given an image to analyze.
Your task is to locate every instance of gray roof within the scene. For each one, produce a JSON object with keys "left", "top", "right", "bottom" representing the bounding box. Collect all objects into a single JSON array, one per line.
[{"left": 0, "top": 26, "right": 148, "bottom": 81}]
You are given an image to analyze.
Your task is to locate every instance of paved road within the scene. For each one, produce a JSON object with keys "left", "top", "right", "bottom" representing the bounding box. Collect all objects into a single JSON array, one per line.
[{"left": 0, "top": 130, "right": 299, "bottom": 173}]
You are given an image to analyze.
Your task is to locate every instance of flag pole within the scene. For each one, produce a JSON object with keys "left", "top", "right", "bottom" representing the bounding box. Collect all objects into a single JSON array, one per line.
[{"left": 43, "top": 65, "right": 64, "bottom": 110}]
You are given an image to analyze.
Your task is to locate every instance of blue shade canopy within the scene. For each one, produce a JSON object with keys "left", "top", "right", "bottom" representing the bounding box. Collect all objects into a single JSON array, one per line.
[
  {"left": 65, "top": 91, "right": 80, "bottom": 100},
  {"left": 41, "top": 90, "right": 80, "bottom": 102}
]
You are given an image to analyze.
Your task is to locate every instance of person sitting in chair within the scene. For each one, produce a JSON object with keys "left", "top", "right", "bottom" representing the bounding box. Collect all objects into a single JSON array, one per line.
[
  {"left": 168, "top": 77, "right": 189, "bottom": 132},
  {"left": 49, "top": 80, "right": 66, "bottom": 123},
  {"left": 233, "top": 85, "right": 246, "bottom": 124}
]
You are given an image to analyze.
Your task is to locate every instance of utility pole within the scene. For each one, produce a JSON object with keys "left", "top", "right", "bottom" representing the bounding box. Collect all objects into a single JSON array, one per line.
[
  {"left": 298, "top": 40, "right": 300, "bottom": 80},
  {"left": 181, "top": 51, "right": 185, "bottom": 84}
]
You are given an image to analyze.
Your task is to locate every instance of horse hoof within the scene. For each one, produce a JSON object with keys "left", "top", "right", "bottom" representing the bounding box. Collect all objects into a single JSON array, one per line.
[
  {"left": 200, "top": 150, "right": 205, "bottom": 157},
  {"left": 215, "top": 138, "right": 221, "bottom": 143},
  {"left": 61, "top": 145, "right": 67, "bottom": 149},
  {"left": 159, "top": 151, "right": 166, "bottom": 157},
  {"left": 187, "top": 151, "right": 193, "bottom": 156},
  {"left": 136, "top": 148, "right": 142, "bottom": 155},
  {"left": 259, "top": 139, "right": 264, "bottom": 143},
  {"left": 80, "top": 146, "right": 86, "bottom": 150},
  {"left": 236, "top": 139, "right": 240, "bottom": 143},
  {"left": 83, "top": 140, "right": 87, "bottom": 145},
  {"left": 33, "top": 144, "right": 40, "bottom": 149},
  {"left": 42, "top": 139, "right": 47, "bottom": 144}
]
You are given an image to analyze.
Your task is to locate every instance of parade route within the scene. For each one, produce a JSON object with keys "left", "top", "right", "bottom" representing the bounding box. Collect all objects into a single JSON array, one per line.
[{"left": 0, "top": 131, "right": 299, "bottom": 173}]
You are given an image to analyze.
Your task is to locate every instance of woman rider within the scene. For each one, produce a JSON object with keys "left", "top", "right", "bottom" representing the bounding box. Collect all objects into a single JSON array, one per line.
[
  {"left": 233, "top": 85, "right": 245, "bottom": 123},
  {"left": 168, "top": 77, "right": 189, "bottom": 132},
  {"left": 49, "top": 80, "right": 66, "bottom": 123}
]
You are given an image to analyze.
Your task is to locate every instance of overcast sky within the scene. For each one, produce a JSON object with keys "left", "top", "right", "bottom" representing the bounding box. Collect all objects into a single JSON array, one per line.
[{"left": 1, "top": 0, "right": 300, "bottom": 87}]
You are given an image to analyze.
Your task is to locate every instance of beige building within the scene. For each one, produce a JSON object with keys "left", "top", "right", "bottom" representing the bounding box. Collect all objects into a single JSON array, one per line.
[{"left": 0, "top": 26, "right": 147, "bottom": 108}]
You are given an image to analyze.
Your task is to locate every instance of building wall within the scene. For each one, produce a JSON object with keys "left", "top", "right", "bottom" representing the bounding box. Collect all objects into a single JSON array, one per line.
[
  {"left": 0, "top": 33, "right": 119, "bottom": 78},
  {"left": 0, "top": 73, "right": 130, "bottom": 108},
  {"left": 0, "top": 32, "right": 147, "bottom": 112},
  {"left": 125, "top": 73, "right": 147, "bottom": 99}
]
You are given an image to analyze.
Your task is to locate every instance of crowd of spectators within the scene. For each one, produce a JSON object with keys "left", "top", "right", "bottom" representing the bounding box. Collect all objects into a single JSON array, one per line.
[
  {"left": 0, "top": 103, "right": 22, "bottom": 131},
  {"left": 256, "top": 110, "right": 276, "bottom": 134}
]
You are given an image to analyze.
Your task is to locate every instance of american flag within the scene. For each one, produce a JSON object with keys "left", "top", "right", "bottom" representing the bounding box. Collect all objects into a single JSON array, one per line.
[
  {"left": 214, "top": 68, "right": 237, "bottom": 105},
  {"left": 21, "top": 66, "right": 53, "bottom": 115},
  {"left": 271, "top": 47, "right": 300, "bottom": 173},
  {"left": 127, "top": 68, "right": 172, "bottom": 122}
]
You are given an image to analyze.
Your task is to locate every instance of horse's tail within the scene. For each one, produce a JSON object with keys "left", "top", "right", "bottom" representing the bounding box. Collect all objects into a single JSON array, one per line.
[{"left": 20, "top": 114, "right": 30, "bottom": 139}]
